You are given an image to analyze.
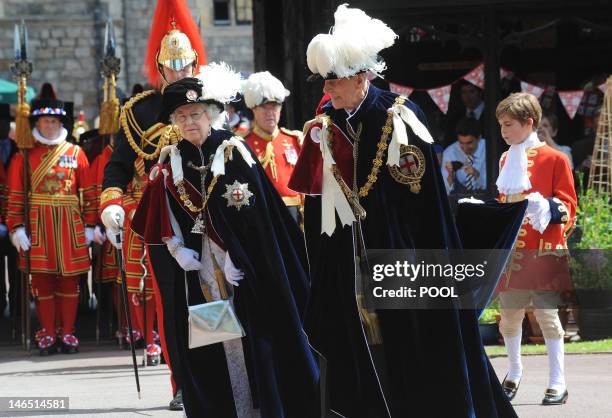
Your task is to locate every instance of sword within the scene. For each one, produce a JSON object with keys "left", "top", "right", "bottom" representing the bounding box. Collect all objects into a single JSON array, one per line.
[{"left": 114, "top": 215, "right": 141, "bottom": 399}]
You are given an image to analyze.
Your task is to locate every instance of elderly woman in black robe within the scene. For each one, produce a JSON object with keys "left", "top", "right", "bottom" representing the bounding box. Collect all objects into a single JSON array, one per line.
[{"left": 131, "top": 63, "right": 318, "bottom": 418}]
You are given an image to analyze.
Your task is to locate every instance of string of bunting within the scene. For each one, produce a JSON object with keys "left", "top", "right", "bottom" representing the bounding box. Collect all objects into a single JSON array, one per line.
[{"left": 388, "top": 62, "right": 606, "bottom": 119}]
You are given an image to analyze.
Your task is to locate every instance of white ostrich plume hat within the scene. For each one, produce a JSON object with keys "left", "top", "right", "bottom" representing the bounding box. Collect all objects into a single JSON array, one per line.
[
  {"left": 243, "top": 71, "right": 290, "bottom": 109},
  {"left": 306, "top": 3, "right": 397, "bottom": 80}
]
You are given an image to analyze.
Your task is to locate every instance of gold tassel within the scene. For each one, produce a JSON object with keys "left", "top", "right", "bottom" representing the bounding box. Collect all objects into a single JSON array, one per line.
[
  {"left": 260, "top": 141, "right": 278, "bottom": 181},
  {"left": 357, "top": 295, "right": 383, "bottom": 345},
  {"left": 99, "top": 74, "right": 120, "bottom": 135},
  {"left": 211, "top": 254, "right": 229, "bottom": 300},
  {"left": 15, "top": 102, "right": 34, "bottom": 149}
]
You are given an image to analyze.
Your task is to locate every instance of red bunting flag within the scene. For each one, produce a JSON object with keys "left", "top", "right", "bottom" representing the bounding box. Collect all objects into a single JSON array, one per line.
[
  {"left": 389, "top": 82, "right": 414, "bottom": 97},
  {"left": 428, "top": 85, "right": 452, "bottom": 114},
  {"left": 500, "top": 68, "right": 514, "bottom": 80},
  {"left": 520, "top": 81, "right": 545, "bottom": 99},
  {"left": 463, "top": 64, "right": 485, "bottom": 89},
  {"left": 558, "top": 90, "right": 585, "bottom": 119}
]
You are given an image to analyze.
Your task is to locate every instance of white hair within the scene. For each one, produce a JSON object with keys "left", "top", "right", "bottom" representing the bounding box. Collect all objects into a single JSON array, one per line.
[{"left": 169, "top": 102, "right": 222, "bottom": 126}]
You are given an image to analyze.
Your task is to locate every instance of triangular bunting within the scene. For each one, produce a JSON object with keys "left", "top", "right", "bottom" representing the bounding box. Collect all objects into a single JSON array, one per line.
[
  {"left": 428, "top": 85, "right": 452, "bottom": 114},
  {"left": 558, "top": 90, "right": 585, "bottom": 119},
  {"left": 500, "top": 68, "right": 514, "bottom": 80},
  {"left": 389, "top": 82, "right": 414, "bottom": 97},
  {"left": 463, "top": 63, "right": 485, "bottom": 89},
  {"left": 520, "top": 81, "right": 545, "bottom": 99}
]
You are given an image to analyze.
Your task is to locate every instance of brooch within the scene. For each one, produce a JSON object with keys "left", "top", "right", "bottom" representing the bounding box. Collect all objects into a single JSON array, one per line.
[
  {"left": 388, "top": 145, "right": 426, "bottom": 194},
  {"left": 222, "top": 180, "right": 253, "bottom": 211}
]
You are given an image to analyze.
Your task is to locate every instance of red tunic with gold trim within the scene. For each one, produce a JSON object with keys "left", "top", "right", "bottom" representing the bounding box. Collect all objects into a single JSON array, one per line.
[
  {"left": 119, "top": 158, "right": 154, "bottom": 297},
  {"left": 244, "top": 125, "right": 302, "bottom": 207},
  {"left": 6, "top": 142, "right": 97, "bottom": 276},
  {"left": 498, "top": 142, "right": 577, "bottom": 292},
  {"left": 0, "top": 163, "right": 6, "bottom": 224},
  {"left": 91, "top": 144, "right": 119, "bottom": 282}
]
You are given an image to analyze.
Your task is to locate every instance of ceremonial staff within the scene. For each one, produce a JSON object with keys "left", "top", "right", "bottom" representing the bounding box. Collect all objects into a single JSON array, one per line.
[
  {"left": 97, "top": 18, "right": 121, "bottom": 345},
  {"left": 115, "top": 219, "right": 141, "bottom": 399},
  {"left": 11, "top": 20, "right": 33, "bottom": 351}
]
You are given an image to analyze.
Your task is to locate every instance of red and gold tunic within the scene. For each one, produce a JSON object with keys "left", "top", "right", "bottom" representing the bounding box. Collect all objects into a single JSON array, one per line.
[
  {"left": 91, "top": 144, "right": 119, "bottom": 282},
  {"left": 498, "top": 142, "right": 577, "bottom": 292},
  {"left": 0, "top": 162, "right": 6, "bottom": 224},
  {"left": 244, "top": 124, "right": 302, "bottom": 206},
  {"left": 6, "top": 141, "right": 97, "bottom": 276},
  {"left": 116, "top": 158, "right": 153, "bottom": 296}
]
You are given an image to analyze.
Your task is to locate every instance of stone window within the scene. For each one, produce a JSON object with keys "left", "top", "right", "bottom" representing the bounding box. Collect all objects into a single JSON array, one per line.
[
  {"left": 235, "top": 0, "right": 252, "bottom": 25},
  {"left": 213, "top": 0, "right": 231, "bottom": 26}
]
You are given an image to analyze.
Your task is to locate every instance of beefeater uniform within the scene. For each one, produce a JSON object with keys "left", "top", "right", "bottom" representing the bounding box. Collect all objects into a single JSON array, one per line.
[{"left": 7, "top": 98, "right": 96, "bottom": 353}]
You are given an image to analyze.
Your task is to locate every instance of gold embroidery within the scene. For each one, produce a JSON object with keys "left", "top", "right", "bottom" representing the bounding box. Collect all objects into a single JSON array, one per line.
[{"left": 100, "top": 187, "right": 123, "bottom": 206}]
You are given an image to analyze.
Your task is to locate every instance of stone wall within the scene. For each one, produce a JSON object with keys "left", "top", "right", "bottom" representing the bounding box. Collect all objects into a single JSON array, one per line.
[{"left": 0, "top": 0, "right": 254, "bottom": 125}]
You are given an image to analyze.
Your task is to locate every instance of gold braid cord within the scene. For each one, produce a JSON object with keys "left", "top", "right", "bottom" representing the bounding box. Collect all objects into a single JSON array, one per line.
[
  {"left": 120, "top": 90, "right": 170, "bottom": 160},
  {"left": 326, "top": 95, "right": 405, "bottom": 198}
]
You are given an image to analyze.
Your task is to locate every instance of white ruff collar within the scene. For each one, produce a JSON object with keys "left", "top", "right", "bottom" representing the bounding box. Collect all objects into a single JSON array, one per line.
[
  {"left": 32, "top": 127, "right": 68, "bottom": 146},
  {"left": 496, "top": 131, "right": 541, "bottom": 195}
]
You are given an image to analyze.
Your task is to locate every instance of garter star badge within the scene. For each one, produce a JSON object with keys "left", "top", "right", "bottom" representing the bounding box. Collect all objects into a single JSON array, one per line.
[
  {"left": 388, "top": 144, "right": 426, "bottom": 194},
  {"left": 222, "top": 180, "right": 253, "bottom": 211},
  {"left": 186, "top": 89, "right": 198, "bottom": 101}
]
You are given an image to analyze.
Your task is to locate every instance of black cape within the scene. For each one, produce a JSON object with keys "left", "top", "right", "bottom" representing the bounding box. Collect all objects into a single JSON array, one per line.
[
  {"left": 132, "top": 129, "right": 319, "bottom": 418},
  {"left": 291, "top": 85, "right": 524, "bottom": 418}
]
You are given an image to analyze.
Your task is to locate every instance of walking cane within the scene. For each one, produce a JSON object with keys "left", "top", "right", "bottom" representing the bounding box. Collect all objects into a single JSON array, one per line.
[
  {"left": 114, "top": 216, "right": 141, "bottom": 399},
  {"left": 140, "top": 245, "right": 147, "bottom": 367},
  {"left": 95, "top": 243, "right": 103, "bottom": 345}
]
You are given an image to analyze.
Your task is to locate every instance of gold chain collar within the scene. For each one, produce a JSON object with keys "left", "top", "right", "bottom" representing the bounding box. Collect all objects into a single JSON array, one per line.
[{"left": 325, "top": 95, "right": 405, "bottom": 198}]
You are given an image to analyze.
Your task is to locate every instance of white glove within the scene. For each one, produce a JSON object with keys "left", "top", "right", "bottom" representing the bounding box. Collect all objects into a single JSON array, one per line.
[
  {"left": 165, "top": 236, "right": 202, "bottom": 271},
  {"left": 101, "top": 204, "right": 125, "bottom": 234},
  {"left": 224, "top": 252, "right": 244, "bottom": 287},
  {"left": 93, "top": 225, "right": 107, "bottom": 245},
  {"left": 85, "top": 227, "right": 95, "bottom": 246},
  {"left": 0, "top": 224, "right": 8, "bottom": 239},
  {"left": 10, "top": 227, "right": 31, "bottom": 252},
  {"left": 525, "top": 192, "right": 551, "bottom": 233},
  {"left": 458, "top": 197, "right": 485, "bottom": 204}
]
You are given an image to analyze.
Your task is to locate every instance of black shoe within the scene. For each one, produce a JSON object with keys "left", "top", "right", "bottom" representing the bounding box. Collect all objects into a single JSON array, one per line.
[
  {"left": 168, "top": 389, "right": 183, "bottom": 411},
  {"left": 502, "top": 374, "right": 521, "bottom": 401},
  {"left": 39, "top": 345, "right": 57, "bottom": 356},
  {"left": 542, "top": 388, "right": 568, "bottom": 405}
]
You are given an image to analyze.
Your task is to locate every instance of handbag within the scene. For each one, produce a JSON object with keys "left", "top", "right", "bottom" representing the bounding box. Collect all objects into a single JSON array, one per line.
[{"left": 186, "top": 244, "right": 245, "bottom": 349}]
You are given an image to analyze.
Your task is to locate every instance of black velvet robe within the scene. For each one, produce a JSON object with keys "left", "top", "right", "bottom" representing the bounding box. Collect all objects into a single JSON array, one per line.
[
  {"left": 132, "top": 129, "right": 319, "bottom": 418},
  {"left": 289, "top": 85, "right": 524, "bottom": 418}
]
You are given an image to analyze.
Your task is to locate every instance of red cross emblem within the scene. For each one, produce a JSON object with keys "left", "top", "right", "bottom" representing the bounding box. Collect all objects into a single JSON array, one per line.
[
  {"left": 399, "top": 154, "right": 418, "bottom": 176},
  {"left": 231, "top": 188, "right": 244, "bottom": 202}
]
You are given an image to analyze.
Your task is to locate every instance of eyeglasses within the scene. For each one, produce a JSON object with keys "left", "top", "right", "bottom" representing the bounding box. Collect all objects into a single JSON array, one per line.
[{"left": 174, "top": 111, "right": 205, "bottom": 124}]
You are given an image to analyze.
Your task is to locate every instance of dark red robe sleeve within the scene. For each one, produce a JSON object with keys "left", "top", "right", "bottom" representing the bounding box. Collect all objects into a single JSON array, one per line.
[{"left": 131, "top": 163, "right": 174, "bottom": 244}]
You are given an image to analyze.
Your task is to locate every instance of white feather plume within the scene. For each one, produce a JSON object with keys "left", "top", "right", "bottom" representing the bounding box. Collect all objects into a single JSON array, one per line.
[
  {"left": 243, "top": 71, "right": 290, "bottom": 109},
  {"left": 306, "top": 4, "right": 397, "bottom": 79},
  {"left": 196, "top": 62, "right": 243, "bottom": 105}
]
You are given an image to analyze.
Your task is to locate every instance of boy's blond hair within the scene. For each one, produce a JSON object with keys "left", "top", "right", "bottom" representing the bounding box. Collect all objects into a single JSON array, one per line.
[{"left": 495, "top": 92, "right": 542, "bottom": 130}]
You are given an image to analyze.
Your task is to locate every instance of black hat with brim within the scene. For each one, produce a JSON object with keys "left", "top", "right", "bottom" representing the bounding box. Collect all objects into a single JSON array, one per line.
[
  {"left": 29, "top": 98, "right": 68, "bottom": 126},
  {"left": 158, "top": 77, "right": 224, "bottom": 124}
]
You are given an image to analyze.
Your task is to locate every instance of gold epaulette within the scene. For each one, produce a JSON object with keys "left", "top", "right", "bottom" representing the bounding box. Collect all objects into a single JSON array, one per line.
[
  {"left": 120, "top": 90, "right": 175, "bottom": 161},
  {"left": 281, "top": 127, "right": 303, "bottom": 147}
]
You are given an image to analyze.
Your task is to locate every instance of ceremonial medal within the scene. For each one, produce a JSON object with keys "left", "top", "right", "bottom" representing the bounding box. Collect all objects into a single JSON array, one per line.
[
  {"left": 191, "top": 213, "right": 205, "bottom": 234},
  {"left": 284, "top": 148, "right": 298, "bottom": 165},
  {"left": 388, "top": 144, "right": 426, "bottom": 194},
  {"left": 222, "top": 180, "right": 253, "bottom": 211},
  {"left": 186, "top": 89, "right": 198, "bottom": 101}
]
